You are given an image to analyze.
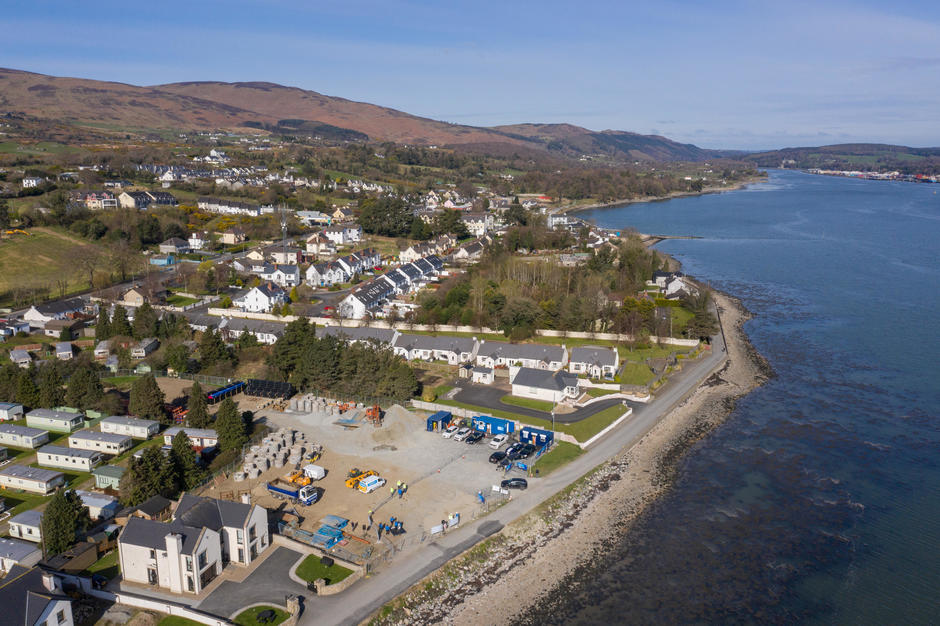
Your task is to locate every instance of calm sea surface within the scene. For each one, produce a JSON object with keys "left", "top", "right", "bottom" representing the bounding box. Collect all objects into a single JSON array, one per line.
[{"left": 542, "top": 170, "right": 940, "bottom": 624}]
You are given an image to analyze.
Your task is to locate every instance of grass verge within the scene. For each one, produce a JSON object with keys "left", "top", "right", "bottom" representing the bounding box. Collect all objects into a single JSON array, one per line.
[
  {"left": 295, "top": 554, "right": 354, "bottom": 585},
  {"left": 500, "top": 395, "right": 555, "bottom": 412},
  {"left": 233, "top": 606, "right": 290, "bottom": 626},
  {"left": 532, "top": 441, "right": 583, "bottom": 476}
]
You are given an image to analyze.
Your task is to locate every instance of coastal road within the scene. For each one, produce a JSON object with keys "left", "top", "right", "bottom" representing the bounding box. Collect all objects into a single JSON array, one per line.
[{"left": 302, "top": 330, "right": 728, "bottom": 625}]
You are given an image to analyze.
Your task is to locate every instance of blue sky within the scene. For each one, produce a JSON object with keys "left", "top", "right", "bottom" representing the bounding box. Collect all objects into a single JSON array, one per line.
[{"left": 2, "top": 0, "right": 939, "bottom": 150}]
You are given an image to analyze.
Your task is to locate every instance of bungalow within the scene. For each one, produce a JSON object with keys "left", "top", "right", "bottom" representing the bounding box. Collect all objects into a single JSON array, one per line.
[
  {"left": 475, "top": 341, "right": 567, "bottom": 371},
  {"left": 36, "top": 445, "right": 103, "bottom": 472},
  {"left": 131, "top": 337, "right": 159, "bottom": 359},
  {"left": 0, "top": 564, "right": 75, "bottom": 626},
  {"left": 44, "top": 318, "right": 84, "bottom": 339},
  {"left": 392, "top": 334, "right": 477, "bottom": 364},
  {"left": 471, "top": 366, "right": 495, "bottom": 385},
  {"left": 75, "top": 490, "right": 120, "bottom": 520},
  {"left": 568, "top": 346, "right": 620, "bottom": 379},
  {"left": 68, "top": 430, "right": 133, "bottom": 455},
  {"left": 305, "top": 261, "right": 348, "bottom": 287},
  {"left": 100, "top": 415, "right": 160, "bottom": 439},
  {"left": 92, "top": 464, "right": 126, "bottom": 490},
  {"left": 0, "top": 424, "right": 50, "bottom": 448},
  {"left": 159, "top": 238, "right": 191, "bottom": 255},
  {"left": 9, "top": 349, "right": 33, "bottom": 368},
  {"left": 510, "top": 367, "right": 581, "bottom": 404},
  {"left": 163, "top": 427, "right": 218, "bottom": 450},
  {"left": 55, "top": 342, "right": 75, "bottom": 360},
  {"left": 318, "top": 325, "right": 397, "bottom": 346},
  {"left": 7, "top": 510, "right": 44, "bottom": 543},
  {"left": 120, "top": 288, "right": 147, "bottom": 308},
  {"left": 0, "top": 537, "right": 42, "bottom": 574},
  {"left": 234, "top": 283, "right": 287, "bottom": 313},
  {"left": 26, "top": 408, "right": 85, "bottom": 433},
  {"left": 0, "top": 465, "right": 65, "bottom": 495},
  {"left": 216, "top": 317, "right": 286, "bottom": 346},
  {"left": 259, "top": 264, "right": 300, "bottom": 287},
  {"left": 454, "top": 239, "right": 485, "bottom": 262},
  {"left": 0, "top": 402, "right": 24, "bottom": 421},
  {"left": 296, "top": 210, "right": 331, "bottom": 227},
  {"left": 23, "top": 297, "right": 86, "bottom": 328}
]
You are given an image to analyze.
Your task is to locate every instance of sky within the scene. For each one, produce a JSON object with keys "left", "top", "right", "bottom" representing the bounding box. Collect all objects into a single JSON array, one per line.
[{"left": 2, "top": 0, "right": 939, "bottom": 150}]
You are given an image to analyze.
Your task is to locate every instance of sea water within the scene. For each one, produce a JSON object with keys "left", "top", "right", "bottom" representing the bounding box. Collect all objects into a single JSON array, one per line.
[{"left": 532, "top": 170, "right": 940, "bottom": 624}]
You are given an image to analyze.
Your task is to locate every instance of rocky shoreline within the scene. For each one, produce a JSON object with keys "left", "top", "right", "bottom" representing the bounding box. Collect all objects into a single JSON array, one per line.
[{"left": 368, "top": 291, "right": 770, "bottom": 625}]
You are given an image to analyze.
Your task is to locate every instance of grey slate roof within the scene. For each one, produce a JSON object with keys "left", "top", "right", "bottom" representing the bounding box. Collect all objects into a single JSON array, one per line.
[
  {"left": 393, "top": 333, "right": 476, "bottom": 354},
  {"left": 569, "top": 346, "right": 618, "bottom": 367},
  {"left": 26, "top": 408, "right": 84, "bottom": 422},
  {"left": 512, "top": 367, "right": 579, "bottom": 392},
  {"left": 0, "top": 537, "right": 40, "bottom": 561},
  {"left": 70, "top": 429, "right": 131, "bottom": 444},
  {"left": 9, "top": 509, "right": 44, "bottom": 528},
  {"left": 136, "top": 494, "right": 172, "bottom": 516},
  {"left": 0, "top": 423, "right": 47, "bottom": 438},
  {"left": 174, "top": 493, "right": 253, "bottom": 530},
  {"left": 318, "top": 325, "right": 396, "bottom": 345},
  {"left": 0, "top": 465, "right": 63, "bottom": 483},
  {"left": 37, "top": 444, "right": 100, "bottom": 459},
  {"left": 476, "top": 341, "right": 565, "bottom": 363},
  {"left": 0, "top": 565, "right": 72, "bottom": 626},
  {"left": 119, "top": 516, "right": 203, "bottom": 555},
  {"left": 93, "top": 464, "right": 127, "bottom": 479},
  {"left": 101, "top": 415, "right": 159, "bottom": 429}
]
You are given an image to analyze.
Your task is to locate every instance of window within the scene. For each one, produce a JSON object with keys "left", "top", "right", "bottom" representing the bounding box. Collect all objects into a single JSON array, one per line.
[
  {"left": 185, "top": 556, "right": 192, "bottom": 572},
  {"left": 248, "top": 525, "right": 256, "bottom": 542},
  {"left": 236, "top": 529, "right": 244, "bottom": 544},
  {"left": 56, "top": 609, "right": 66, "bottom": 624},
  {"left": 237, "top": 548, "right": 245, "bottom": 563},
  {"left": 187, "top": 576, "right": 194, "bottom": 592},
  {"left": 149, "top": 549, "right": 156, "bottom": 560},
  {"left": 197, "top": 550, "right": 207, "bottom": 569}
]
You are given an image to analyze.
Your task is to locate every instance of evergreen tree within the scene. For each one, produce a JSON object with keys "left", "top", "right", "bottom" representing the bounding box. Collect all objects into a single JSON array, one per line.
[
  {"left": 38, "top": 366, "right": 65, "bottom": 408},
  {"left": 95, "top": 307, "right": 112, "bottom": 341},
  {"left": 199, "top": 328, "right": 229, "bottom": 368},
  {"left": 132, "top": 302, "right": 158, "bottom": 339},
  {"left": 171, "top": 430, "right": 205, "bottom": 490},
  {"left": 111, "top": 305, "right": 132, "bottom": 337},
  {"left": 0, "top": 362, "right": 22, "bottom": 400},
  {"left": 166, "top": 344, "right": 190, "bottom": 374},
  {"left": 120, "top": 447, "right": 178, "bottom": 505},
  {"left": 64, "top": 365, "right": 103, "bottom": 410},
  {"left": 129, "top": 374, "right": 167, "bottom": 423},
  {"left": 41, "top": 489, "right": 89, "bottom": 555},
  {"left": 214, "top": 398, "right": 247, "bottom": 451},
  {"left": 186, "top": 381, "right": 209, "bottom": 428},
  {"left": 15, "top": 370, "right": 40, "bottom": 408},
  {"left": 58, "top": 328, "right": 73, "bottom": 342}
]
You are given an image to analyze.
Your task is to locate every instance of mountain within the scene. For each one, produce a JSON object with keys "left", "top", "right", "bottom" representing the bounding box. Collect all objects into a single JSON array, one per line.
[
  {"left": 745, "top": 143, "right": 940, "bottom": 175},
  {"left": 0, "top": 67, "right": 725, "bottom": 162}
]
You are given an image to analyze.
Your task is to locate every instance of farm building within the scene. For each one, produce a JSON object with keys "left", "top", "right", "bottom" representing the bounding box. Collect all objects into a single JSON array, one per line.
[
  {"left": 0, "top": 537, "right": 42, "bottom": 574},
  {"left": 25, "top": 408, "right": 85, "bottom": 433},
  {"left": 0, "top": 402, "right": 24, "bottom": 421},
  {"left": 36, "top": 445, "right": 103, "bottom": 472},
  {"left": 162, "top": 427, "right": 218, "bottom": 450},
  {"left": 68, "top": 430, "right": 133, "bottom": 455},
  {"left": 100, "top": 415, "right": 160, "bottom": 439},
  {"left": 0, "top": 465, "right": 65, "bottom": 495},
  {"left": 7, "top": 510, "right": 44, "bottom": 543},
  {"left": 0, "top": 424, "right": 50, "bottom": 448},
  {"left": 92, "top": 464, "right": 126, "bottom": 490}
]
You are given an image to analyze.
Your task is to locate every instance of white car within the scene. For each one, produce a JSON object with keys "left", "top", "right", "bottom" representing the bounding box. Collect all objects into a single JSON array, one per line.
[
  {"left": 358, "top": 475, "right": 387, "bottom": 494},
  {"left": 442, "top": 425, "right": 459, "bottom": 439},
  {"left": 489, "top": 434, "right": 509, "bottom": 449},
  {"left": 453, "top": 427, "right": 471, "bottom": 442}
]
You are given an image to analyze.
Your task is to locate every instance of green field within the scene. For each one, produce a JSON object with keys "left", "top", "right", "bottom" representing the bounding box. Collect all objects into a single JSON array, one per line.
[
  {"left": 295, "top": 554, "right": 354, "bottom": 585},
  {"left": 166, "top": 294, "right": 200, "bottom": 306},
  {"left": 500, "top": 394, "right": 555, "bottom": 412},
  {"left": 0, "top": 228, "right": 97, "bottom": 305}
]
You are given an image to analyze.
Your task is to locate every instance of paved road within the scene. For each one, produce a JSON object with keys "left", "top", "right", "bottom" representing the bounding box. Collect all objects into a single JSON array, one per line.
[
  {"left": 453, "top": 384, "right": 632, "bottom": 423},
  {"left": 196, "top": 547, "right": 308, "bottom": 618},
  {"left": 301, "top": 331, "right": 727, "bottom": 625}
]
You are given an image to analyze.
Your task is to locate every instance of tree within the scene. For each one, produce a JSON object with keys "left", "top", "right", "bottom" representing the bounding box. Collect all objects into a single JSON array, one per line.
[
  {"left": 132, "top": 301, "right": 158, "bottom": 339},
  {"left": 215, "top": 398, "right": 247, "bottom": 451},
  {"left": 129, "top": 374, "right": 167, "bottom": 423},
  {"left": 199, "top": 328, "right": 229, "bottom": 368},
  {"left": 111, "top": 305, "right": 132, "bottom": 337},
  {"left": 186, "top": 381, "right": 210, "bottom": 428},
  {"left": 37, "top": 366, "right": 65, "bottom": 408},
  {"left": 58, "top": 327, "right": 72, "bottom": 342},
  {"left": 65, "top": 365, "right": 102, "bottom": 410},
  {"left": 166, "top": 343, "right": 190, "bottom": 374},
  {"left": 16, "top": 370, "right": 40, "bottom": 408},
  {"left": 41, "top": 489, "right": 90, "bottom": 556},
  {"left": 121, "top": 446, "right": 178, "bottom": 505},
  {"left": 76, "top": 247, "right": 100, "bottom": 289},
  {"left": 0, "top": 200, "right": 10, "bottom": 230},
  {"left": 95, "top": 307, "right": 112, "bottom": 341},
  {"left": 171, "top": 430, "right": 205, "bottom": 490}
]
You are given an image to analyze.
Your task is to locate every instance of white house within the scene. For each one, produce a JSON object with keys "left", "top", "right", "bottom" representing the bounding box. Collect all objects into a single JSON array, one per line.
[
  {"left": 9, "top": 349, "right": 33, "bottom": 368},
  {"left": 22, "top": 297, "right": 86, "bottom": 328},
  {"left": 68, "top": 430, "right": 133, "bottom": 455},
  {"left": 0, "top": 424, "right": 50, "bottom": 448},
  {"left": 322, "top": 224, "right": 362, "bottom": 246},
  {"left": 74, "top": 490, "right": 120, "bottom": 520},
  {"left": 163, "top": 427, "right": 218, "bottom": 450},
  {"left": 25, "top": 409, "right": 85, "bottom": 433},
  {"left": 100, "top": 415, "right": 160, "bottom": 439},
  {"left": 471, "top": 366, "right": 494, "bottom": 385},
  {"left": 21, "top": 176, "right": 45, "bottom": 188},
  {"left": 0, "top": 465, "right": 65, "bottom": 495},
  {"left": 475, "top": 341, "right": 567, "bottom": 371},
  {"left": 0, "top": 564, "right": 75, "bottom": 626},
  {"left": 337, "top": 279, "right": 394, "bottom": 319},
  {"left": 305, "top": 232, "right": 337, "bottom": 257},
  {"left": 454, "top": 239, "right": 485, "bottom": 262},
  {"left": 459, "top": 212, "right": 496, "bottom": 237},
  {"left": 0, "top": 402, "right": 24, "bottom": 421},
  {"left": 568, "top": 346, "right": 620, "bottom": 379},
  {"left": 510, "top": 367, "right": 581, "bottom": 404},
  {"left": 158, "top": 237, "right": 191, "bottom": 255},
  {"left": 267, "top": 246, "right": 302, "bottom": 265},
  {"left": 259, "top": 264, "right": 300, "bottom": 287},
  {"left": 118, "top": 495, "right": 269, "bottom": 594},
  {"left": 93, "top": 340, "right": 112, "bottom": 359},
  {"left": 187, "top": 231, "right": 210, "bottom": 251},
  {"left": 234, "top": 283, "right": 287, "bottom": 313},
  {"left": 0, "top": 537, "right": 42, "bottom": 574},
  {"left": 132, "top": 337, "right": 160, "bottom": 359},
  {"left": 392, "top": 334, "right": 477, "bottom": 365},
  {"left": 7, "top": 510, "right": 44, "bottom": 543},
  {"left": 305, "top": 261, "right": 348, "bottom": 287},
  {"left": 36, "top": 445, "right": 103, "bottom": 472}
]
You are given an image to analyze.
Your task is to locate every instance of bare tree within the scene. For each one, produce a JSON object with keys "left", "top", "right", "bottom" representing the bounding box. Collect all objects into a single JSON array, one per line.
[{"left": 75, "top": 247, "right": 101, "bottom": 290}]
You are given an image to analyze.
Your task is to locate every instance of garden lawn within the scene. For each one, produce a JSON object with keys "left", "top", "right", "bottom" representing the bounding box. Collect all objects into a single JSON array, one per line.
[
  {"left": 533, "top": 441, "right": 583, "bottom": 476},
  {"left": 500, "top": 395, "right": 555, "bottom": 412},
  {"left": 233, "top": 606, "right": 290, "bottom": 626},
  {"left": 295, "top": 554, "right": 354, "bottom": 585},
  {"left": 166, "top": 294, "right": 200, "bottom": 307},
  {"left": 619, "top": 362, "right": 656, "bottom": 386},
  {"left": 586, "top": 387, "right": 620, "bottom": 398},
  {"left": 158, "top": 618, "right": 204, "bottom": 626},
  {"left": 83, "top": 550, "right": 119, "bottom": 579}
]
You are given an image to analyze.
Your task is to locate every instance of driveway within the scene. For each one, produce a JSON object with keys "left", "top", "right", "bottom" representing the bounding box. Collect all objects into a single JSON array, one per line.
[
  {"left": 453, "top": 385, "right": 633, "bottom": 423},
  {"left": 196, "top": 547, "right": 308, "bottom": 617}
]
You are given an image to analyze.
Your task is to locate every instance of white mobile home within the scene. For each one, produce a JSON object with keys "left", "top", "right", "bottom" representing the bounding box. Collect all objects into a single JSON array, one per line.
[
  {"left": 68, "top": 430, "right": 133, "bottom": 455},
  {"left": 0, "top": 402, "right": 24, "bottom": 421},
  {"left": 0, "top": 424, "right": 50, "bottom": 448},
  {"left": 25, "top": 408, "right": 85, "bottom": 433},
  {"left": 100, "top": 415, "right": 160, "bottom": 439},
  {"left": 0, "top": 537, "right": 42, "bottom": 574},
  {"left": 7, "top": 510, "right": 44, "bottom": 543},
  {"left": 163, "top": 427, "right": 218, "bottom": 450},
  {"left": 0, "top": 465, "right": 65, "bottom": 495},
  {"left": 74, "top": 490, "right": 120, "bottom": 520},
  {"left": 36, "top": 445, "right": 103, "bottom": 472}
]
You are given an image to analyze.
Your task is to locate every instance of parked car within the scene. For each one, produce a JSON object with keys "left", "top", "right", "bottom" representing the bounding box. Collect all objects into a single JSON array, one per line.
[
  {"left": 466, "top": 431, "right": 484, "bottom": 444},
  {"left": 453, "top": 427, "right": 471, "bottom": 442},
  {"left": 489, "top": 451, "right": 507, "bottom": 464},
  {"left": 518, "top": 443, "right": 537, "bottom": 459},
  {"left": 442, "top": 425, "right": 459, "bottom": 439},
  {"left": 505, "top": 443, "right": 524, "bottom": 460},
  {"left": 489, "top": 434, "right": 509, "bottom": 449},
  {"left": 501, "top": 478, "right": 528, "bottom": 490}
]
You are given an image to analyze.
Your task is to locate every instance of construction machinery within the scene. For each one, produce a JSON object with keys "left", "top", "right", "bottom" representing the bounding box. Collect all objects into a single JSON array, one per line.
[
  {"left": 286, "top": 470, "right": 312, "bottom": 486},
  {"left": 345, "top": 469, "right": 377, "bottom": 489}
]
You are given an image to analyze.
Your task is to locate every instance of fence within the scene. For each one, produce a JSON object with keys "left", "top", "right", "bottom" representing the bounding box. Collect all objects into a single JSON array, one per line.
[{"left": 105, "top": 369, "right": 235, "bottom": 388}]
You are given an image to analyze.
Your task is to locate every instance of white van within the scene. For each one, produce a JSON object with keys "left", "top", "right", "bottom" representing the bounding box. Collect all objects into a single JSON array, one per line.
[{"left": 358, "top": 475, "right": 387, "bottom": 494}]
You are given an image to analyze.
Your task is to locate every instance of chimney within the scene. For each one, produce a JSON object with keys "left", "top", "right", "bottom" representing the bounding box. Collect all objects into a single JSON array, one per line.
[
  {"left": 41, "top": 572, "right": 60, "bottom": 593},
  {"left": 241, "top": 493, "right": 251, "bottom": 505}
]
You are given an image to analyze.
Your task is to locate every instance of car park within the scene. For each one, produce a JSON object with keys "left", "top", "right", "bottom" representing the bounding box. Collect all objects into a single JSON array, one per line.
[
  {"left": 489, "top": 451, "right": 507, "bottom": 464},
  {"left": 442, "top": 425, "right": 459, "bottom": 438},
  {"left": 501, "top": 478, "right": 528, "bottom": 490},
  {"left": 453, "top": 427, "right": 471, "bottom": 442},
  {"left": 466, "top": 431, "right": 484, "bottom": 444},
  {"left": 489, "top": 434, "right": 509, "bottom": 449}
]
